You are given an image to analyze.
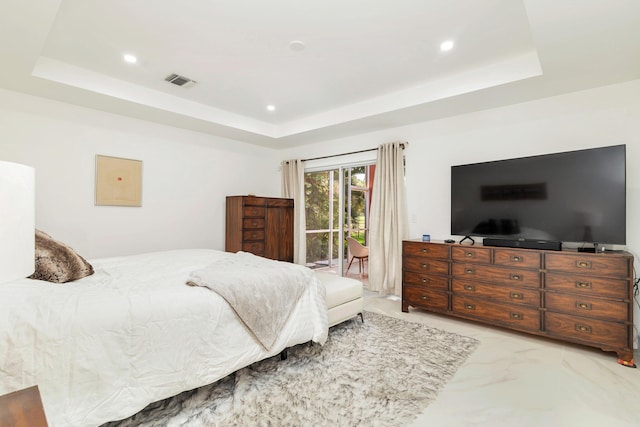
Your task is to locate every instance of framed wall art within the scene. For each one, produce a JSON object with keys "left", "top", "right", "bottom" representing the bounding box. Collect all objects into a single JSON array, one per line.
[{"left": 95, "top": 155, "right": 142, "bottom": 207}]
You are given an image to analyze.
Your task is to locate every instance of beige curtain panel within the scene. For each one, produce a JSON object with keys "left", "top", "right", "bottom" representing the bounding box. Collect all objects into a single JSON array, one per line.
[
  {"left": 281, "top": 159, "right": 307, "bottom": 265},
  {"left": 368, "top": 142, "right": 409, "bottom": 295}
]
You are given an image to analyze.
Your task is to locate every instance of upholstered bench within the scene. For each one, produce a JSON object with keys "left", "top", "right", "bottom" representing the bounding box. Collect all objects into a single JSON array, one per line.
[{"left": 315, "top": 272, "right": 364, "bottom": 327}]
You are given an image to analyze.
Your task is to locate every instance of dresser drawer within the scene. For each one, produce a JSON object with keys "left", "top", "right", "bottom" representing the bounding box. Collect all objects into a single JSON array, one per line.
[
  {"left": 243, "top": 206, "right": 265, "bottom": 217},
  {"left": 243, "top": 229, "right": 265, "bottom": 241},
  {"left": 452, "top": 280, "right": 539, "bottom": 307},
  {"left": 452, "top": 296, "right": 540, "bottom": 332},
  {"left": 451, "top": 246, "right": 491, "bottom": 264},
  {"left": 267, "top": 198, "right": 294, "bottom": 207},
  {"left": 544, "top": 312, "right": 628, "bottom": 349},
  {"left": 404, "top": 285, "right": 449, "bottom": 311},
  {"left": 244, "top": 197, "right": 266, "bottom": 206},
  {"left": 242, "top": 242, "right": 265, "bottom": 255},
  {"left": 494, "top": 249, "right": 541, "bottom": 269},
  {"left": 545, "top": 293, "right": 628, "bottom": 322},
  {"left": 243, "top": 218, "right": 265, "bottom": 229},
  {"left": 403, "top": 241, "right": 450, "bottom": 259},
  {"left": 545, "top": 253, "right": 630, "bottom": 278},
  {"left": 403, "top": 272, "right": 449, "bottom": 291},
  {"left": 452, "top": 263, "right": 539, "bottom": 287},
  {"left": 545, "top": 273, "right": 628, "bottom": 300},
  {"left": 403, "top": 258, "right": 449, "bottom": 275}
]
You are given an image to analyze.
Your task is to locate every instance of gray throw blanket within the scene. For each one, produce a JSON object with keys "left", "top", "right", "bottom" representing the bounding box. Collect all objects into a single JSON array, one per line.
[
  {"left": 29, "top": 229, "right": 94, "bottom": 283},
  {"left": 186, "top": 252, "right": 312, "bottom": 351}
]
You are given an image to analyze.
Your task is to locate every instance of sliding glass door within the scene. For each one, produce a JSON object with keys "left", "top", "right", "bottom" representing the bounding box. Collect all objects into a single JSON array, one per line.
[
  {"left": 344, "top": 165, "right": 372, "bottom": 247},
  {"left": 304, "top": 163, "right": 375, "bottom": 275},
  {"left": 304, "top": 168, "right": 340, "bottom": 269}
]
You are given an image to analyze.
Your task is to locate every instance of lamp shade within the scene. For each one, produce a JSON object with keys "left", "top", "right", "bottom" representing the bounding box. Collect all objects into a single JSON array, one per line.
[{"left": 0, "top": 161, "right": 34, "bottom": 283}]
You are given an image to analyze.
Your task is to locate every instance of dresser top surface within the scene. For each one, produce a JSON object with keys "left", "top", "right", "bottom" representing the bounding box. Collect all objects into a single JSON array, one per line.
[{"left": 403, "top": 239, "right": 631, "bottom": 258}]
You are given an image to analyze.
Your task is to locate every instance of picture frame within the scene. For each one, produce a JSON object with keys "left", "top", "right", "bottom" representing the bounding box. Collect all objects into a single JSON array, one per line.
[{"left": 95, "top": 155, "right": 142, "bottom": 207}]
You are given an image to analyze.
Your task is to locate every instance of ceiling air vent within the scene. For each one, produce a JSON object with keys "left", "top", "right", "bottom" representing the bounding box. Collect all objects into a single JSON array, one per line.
[{"left": 164, "top": 73, "right": 196, "bottom": 87}]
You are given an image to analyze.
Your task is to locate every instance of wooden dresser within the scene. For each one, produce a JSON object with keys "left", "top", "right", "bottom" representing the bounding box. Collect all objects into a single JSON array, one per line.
[
  {"left": 402, "top": 240, "right": 635, "bottom": 366},
  {"left": 226, "top": 196, "right": 294, "bottom": 262}
]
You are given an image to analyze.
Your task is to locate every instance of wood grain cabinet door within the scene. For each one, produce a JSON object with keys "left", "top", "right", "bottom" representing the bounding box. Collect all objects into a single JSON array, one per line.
[{"left": 265, "top": 198, "right": 294, "bottom": 262}]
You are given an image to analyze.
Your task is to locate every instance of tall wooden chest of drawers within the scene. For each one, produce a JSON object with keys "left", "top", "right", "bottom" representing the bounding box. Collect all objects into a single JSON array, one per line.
[
  {"left": 402, "top": 240, "right": 635, "bottom": 366},
  {"left": 226, "top": 196, "right": 294, "bottom": 262}
]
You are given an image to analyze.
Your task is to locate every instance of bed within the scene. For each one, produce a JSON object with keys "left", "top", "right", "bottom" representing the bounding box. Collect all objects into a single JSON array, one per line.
[{"left": 0, "top": 248, "right": 328, "bottom": 427}]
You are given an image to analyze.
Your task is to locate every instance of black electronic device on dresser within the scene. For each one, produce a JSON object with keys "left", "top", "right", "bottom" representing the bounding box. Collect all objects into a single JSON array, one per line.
[{"left": 451, "top": 145, "right": 626, "bottom": 251}]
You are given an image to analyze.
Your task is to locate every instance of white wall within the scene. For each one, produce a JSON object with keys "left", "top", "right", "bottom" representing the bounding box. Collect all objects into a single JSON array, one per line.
[
  {"left": 2, "top": 79, "right": 639, "bottom": 267},
  {"left": 281, "top": 79, "right": 640, "bottom": 267},
  {"left": 0, "top": 89, "right": 281, "bottom": 258}
]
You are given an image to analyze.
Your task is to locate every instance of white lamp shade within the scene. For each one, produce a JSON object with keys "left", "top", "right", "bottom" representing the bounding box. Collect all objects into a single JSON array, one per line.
[{"left": 0, "top": 161, "right": 35, "bottom": 283}]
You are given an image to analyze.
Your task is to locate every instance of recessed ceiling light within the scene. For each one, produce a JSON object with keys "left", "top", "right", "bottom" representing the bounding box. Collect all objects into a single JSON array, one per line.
[
  {"left": 440, "top": 40, "right": 454, "bottom": 52},
  {"left": 289, "top": 40, "right": 306, "bottom": 52},
  {"left": 123, "top": 54, "right": 137, "bottom": 64},
  {"left": 267, "top": 105, "right": 276, "bottom": 111}
]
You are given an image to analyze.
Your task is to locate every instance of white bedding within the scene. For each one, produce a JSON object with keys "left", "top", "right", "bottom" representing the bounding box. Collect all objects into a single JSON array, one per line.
[{"left": 0, "top": 249, "right": 328, "bottom": 427}]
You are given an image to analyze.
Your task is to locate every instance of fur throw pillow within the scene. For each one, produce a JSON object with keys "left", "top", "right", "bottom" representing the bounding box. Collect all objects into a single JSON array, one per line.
[{"left": 29, "top": 230, "right": 94, "bottom": 283}]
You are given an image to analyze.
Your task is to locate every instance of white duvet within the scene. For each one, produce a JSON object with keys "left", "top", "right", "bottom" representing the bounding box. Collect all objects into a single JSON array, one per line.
[{"left": 0, "top": 249, "right": 328, "bottom": 427}]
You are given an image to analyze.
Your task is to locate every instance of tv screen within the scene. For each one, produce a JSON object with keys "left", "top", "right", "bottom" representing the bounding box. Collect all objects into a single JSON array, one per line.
[{"left": 451, "top": 145, "right": 626, "bottom": 246}]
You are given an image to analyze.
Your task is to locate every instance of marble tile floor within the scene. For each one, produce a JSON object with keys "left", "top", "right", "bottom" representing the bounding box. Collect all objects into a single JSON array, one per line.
[{"left": 364, "top": 293, "right": 640, "bottom": 427}]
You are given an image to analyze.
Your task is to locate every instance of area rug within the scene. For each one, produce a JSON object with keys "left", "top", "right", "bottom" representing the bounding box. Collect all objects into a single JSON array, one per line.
[{"left": 104, "top": 312, "right": 479, "bottom": 427}]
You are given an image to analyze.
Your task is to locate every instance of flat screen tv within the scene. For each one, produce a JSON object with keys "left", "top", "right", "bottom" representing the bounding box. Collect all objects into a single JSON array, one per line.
[{"left": 451, "top": 145, "right": 626, "bottom": 249}]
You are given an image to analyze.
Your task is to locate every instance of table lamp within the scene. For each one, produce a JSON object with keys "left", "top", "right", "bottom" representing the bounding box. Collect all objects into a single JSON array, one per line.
[{"left": 0, "top": 160, "right": 34, "bottom": 283}]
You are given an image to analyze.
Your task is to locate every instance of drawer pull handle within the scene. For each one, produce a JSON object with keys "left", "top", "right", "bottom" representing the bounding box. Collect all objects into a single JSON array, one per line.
[
  {"left": 464, "top": 285, "right": 475, "bottom": 291},
  {"left": 576, "top": 302, "right": 592, "bottom": 310},
  {"left": 510, "top": 312, "right": 523, "bottom": 320},
  {"left": 465, "top": 303, "right": 475, "bottom": 310},
  {"left": 421, "top": 278, "right": 430, "bottom": 284},
  {"left": 251, "top": 234, "right": 257, "bottom": 238},
  {"left": 465, "top": 268, "right": 475, "bottom": 275},
  {"left": 576, "top": 324, "right": 592, "bottom": 334},
  {"left": 421, "top": 248, "right": 430, "bottom": 253},
  {"left": 252, "top": 222, "right": 258, "bottom": 226},
  {"left": 510, "top": 292, "right": 523, "bottom": 300},
  {"left": 575, "top": 281, "right": 592, "bottom": 289},
  {"left": 511, "top": 255, "right": 522, "bottom": 262},
  {"left": 421, "top": 263, "right": 429, "bottom": 269},
  {"left": 421, "top": 295, "right": 428, "bottom": 300},
  {"left": 576, "top": 260, "right": 592, "bottom": 269},
  {"left": 510, "top": 274, "right": 522, "bottom": 281},
  {"left": 466, "top": 252, "right": 475, "bottom": 258}
]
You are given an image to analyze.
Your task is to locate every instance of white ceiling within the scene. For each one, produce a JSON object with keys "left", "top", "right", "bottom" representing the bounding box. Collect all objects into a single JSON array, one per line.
[{"left": 1, "top": 0, "right": 639, "bottom": 148}]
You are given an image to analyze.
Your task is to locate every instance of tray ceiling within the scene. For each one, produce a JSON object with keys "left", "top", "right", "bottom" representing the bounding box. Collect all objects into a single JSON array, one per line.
[{"left": 1, "top": 0, "right": 639, "bottom": 147}]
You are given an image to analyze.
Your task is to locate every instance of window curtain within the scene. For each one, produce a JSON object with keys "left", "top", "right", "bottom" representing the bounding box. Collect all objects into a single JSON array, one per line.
[
  {"left": 368, "top": 142, "right": 408, "bottom": 295},
  {"left": 281, "top": 159, "right": 306, "bottom": 265}
]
